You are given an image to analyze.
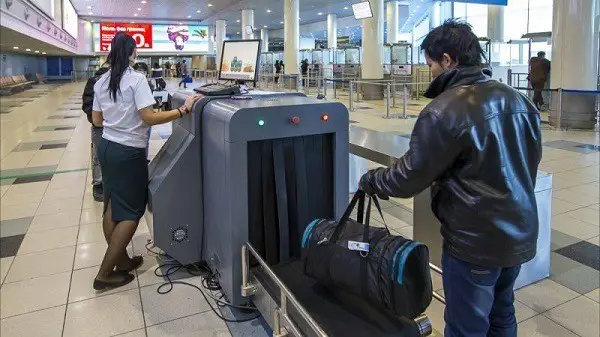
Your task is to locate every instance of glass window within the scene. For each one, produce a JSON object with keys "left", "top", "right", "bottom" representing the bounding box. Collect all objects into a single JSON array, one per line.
[{"left": 528, "top": 0, "right": 553, "bottom": 33}]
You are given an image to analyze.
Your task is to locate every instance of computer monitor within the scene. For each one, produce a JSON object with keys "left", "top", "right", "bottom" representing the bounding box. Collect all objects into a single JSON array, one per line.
[
  {"left": 218, "top": 39, "right": 262, "bottom": 82},
  {"left": 352, "top": 1, "right": 373, "bottom": 19}
]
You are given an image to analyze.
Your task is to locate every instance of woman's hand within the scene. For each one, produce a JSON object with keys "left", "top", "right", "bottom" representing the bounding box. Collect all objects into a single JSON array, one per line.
[{"left": 183, "top": 94, "right": 203, "bottom": 114}]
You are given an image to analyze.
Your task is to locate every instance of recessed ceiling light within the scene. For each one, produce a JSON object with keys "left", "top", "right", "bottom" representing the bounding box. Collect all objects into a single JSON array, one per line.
[
  {"left": 318, "top": 12, "right": 323, "bottom": 15},
  {"left": 87, "top": 5, "right": 92, "bottom": 9},
  {"left": 343, "top": 6, "right": 348, "bottom": 10},
  {"left": 178, "top": 22, "right": 183, "bottom": 25},
  {"left": 141, "top": 0, "right": 147, "bottom": 3},
  {"left": 88, "top": 12, "right": 93, "bottom": 14},
  {"left": 187, "top": 15, "right": 191, "bottom": 18},
  {"left": 134, "top": 13, "right": 138, "bottom": 16},
  {"left": 266, "top": 9, "right": 271, "bottom": 13},
  {"left": 236, "top": 19, "right": 240, "bottom": 22},
  {"left": 237, "top": 32, "right": 240, "bottom": 34},
  {"left": 263, "top": 25, "right": 267, "bottom": 28},
  {"left": 137, "top": 8, "right": 141, "bottom": 10},
  {"left": 208, "top": 3, "right": 212, "bottom": 6},
  {"left": 280, "top": 21, "right": 284, "bottom": 24},
  {"left": 13, "top": 46, "right": 19, "bottom": 49},
  {"left": 91, "top": 20, "right": 95, "bottom": 22},
  {"left": 42, "top": 52, "right": 46, "bottom": 54},
  {"left": 35, "top": 50, "right": 40, "bottom": 53},
  {"left": 196, "top": 10, "right": 201, "bottom": 13},
  {"left": 26, "top": 48, "right": 31, "bottom": 51}
]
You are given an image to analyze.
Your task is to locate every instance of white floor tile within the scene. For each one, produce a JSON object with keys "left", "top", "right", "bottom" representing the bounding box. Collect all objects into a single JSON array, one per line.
[
  {"left": 545, "top": 296, "right": 600, "bottom": 337},
  {"left": 553, "top": 188, "right": 599, "bottom": 207},
  {"left": 63, "top": 289, "right": 144, "bottom": 337},
  {"left": 77, "top": 222, "right": 106, "bottom": 244},
  {"left": 5, "top": 246, "right": 75, "bottom": 283},
  {"left": 551, "top": 213, "right": 599, "bottom": 241},
  {"left": 74, "top": 242, "right": 107, "bottom": 269},
  {"left": 0, "top": 257, "right": 14, "bottom": 284},
  {"left": 36, "top": 197, "right": 83, "bottom": 216},
  {"left": 0, "top": 190, "right": 45, "bottom": 206},
  {"left": 113, "top": 329, "right": 147, "bottom": 337},
  {"left": 551, "top": 198, "right": 582, "bottom": 215},
  {"left": 585, "top": 288, "right": 599, "bottom": 303},
  {"left": 0, "top": 203, "right": 39, "bottom": 221},
  {"left": 565, "top": 207, "right": 600, "bottom": 227},
  {"left": 17, "top": 226, "right": 78, "bottom": 255},
  {"left": 68, "top": 266, "right": 137, "bottom": 303},
  {"left": 518, "top": 315, "right": 578, "bottom": 337},
  {"left": 80, "top": 207, "right": 104, "bottom": 225},
  {"left": 515, "top": 279, "right": 580, "bottom": 313},
  {"left": 42, "top": 185, "right": 85, "bottom": 202},
  {"left": 0, "top": 272, "right": 70, "bottom": 318},
  {"left": 586, "top": 236, "right": 600, "bottom": 246},
  {"left": 0, "top": 305, "right": 65, "bottom": 337},
  {"left": 140, "top": 276, "right": 211, "bottom": 327},
  {"left": 145, "top": 311, "right": 231, "bottom": 337},
  {"left": 515, "top": 300, "right": 539, "bottom": 323},
  {"left": 28, "top": 211, "right": 81, "bottom": 232},
  {"left": 6, "top": 181, "right": 49, "bottom": 195}
]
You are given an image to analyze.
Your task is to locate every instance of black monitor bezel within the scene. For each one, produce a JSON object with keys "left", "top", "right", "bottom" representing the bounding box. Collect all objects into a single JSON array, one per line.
[{"left": 218, "top": 39, "right": 262, "bottom": 83}]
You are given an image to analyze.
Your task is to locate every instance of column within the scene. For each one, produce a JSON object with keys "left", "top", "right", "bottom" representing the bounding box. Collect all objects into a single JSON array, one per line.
[
  {"left": 487, "top": 5, "right": 504, "bottom": 67},
  {"left": 284, "top": 0, "right": 299, "bottom": 75},
  {"left": 439, "top": 1, "right": 454, "bottom": 21},
  {"left": 207, "top": 25, "right": 215, "bottom": 55},
  {"left": 429, "top": 1, "right": 441, "bottom": 31},
  {"left": 216, "top": 20, "right": 226, "bottom": 66},
  {"left": 327, "top": 14, "right": 337, "bottom": 49},
  {"left": 386, "top": 1, "right": 399, "bottom": 44},
  {"left": 242, "top": 9, "right": 255, "bottom": 40},
  {"left": 260, "top": 29, "right": 269, "bottom": 52},
  {"left": 361, "top": 0, "right": 384, "bottom": 79},
  {"left": 550, "top": 0, "right": 598, "bottom": 129}
]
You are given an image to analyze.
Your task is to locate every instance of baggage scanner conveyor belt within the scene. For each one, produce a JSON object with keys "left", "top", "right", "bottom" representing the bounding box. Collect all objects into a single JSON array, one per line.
[{"left": 242, "top": 243, "right": 433, "bottom": 337}]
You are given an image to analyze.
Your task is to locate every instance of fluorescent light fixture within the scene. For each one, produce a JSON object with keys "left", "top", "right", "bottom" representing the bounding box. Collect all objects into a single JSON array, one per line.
[
  {"left": 134, "top": 13, "right": 138, "bottom": 16},
  {"left": 42, "top": 52, "right": 47, "bottom": 54},
  {"left": 35, "top": 50, "right": 40, "bottom": 53},
  {"left": 137, "top": 8, "right": 141, "bottom": 10},
  {"left": 187, "top": 15, "right": 191, "bottom": 18},
  {"left": 13, "top": 46, "right": 19, "bottom": 49},
  {"left": 141, "top": 0, "right": 147, "bottom": 3},
  {"left": 26, "top": 48, "right": 31, "bottom": 51},
  {"left": 280, "top": 21, "right": 284, "bottom": 24},
  {"left": 196, "top": 10, "right": 201, "bottom": 13},
  {"left": 318, "top": 12, "right": 323, "bottom": 15},
  {"left": 263, "top": 25, "right": 267, "bottom": 28},
  {"left": 344, "top": 6, "right": 349, "bottom": 10},
  {"left": 236, "top": 19, "right": 240, "bottom": 23},
  {"left": 208, "top": 3, "right": 213, "bottom": 6},
  {"left": 266, "top": 9, "right": 271, "bottom": 13}
]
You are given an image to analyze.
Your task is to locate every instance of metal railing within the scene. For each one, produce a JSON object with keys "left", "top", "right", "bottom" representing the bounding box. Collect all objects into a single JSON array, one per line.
[{"left": 71, "top": 70, "right": 95, "bottom": 82}]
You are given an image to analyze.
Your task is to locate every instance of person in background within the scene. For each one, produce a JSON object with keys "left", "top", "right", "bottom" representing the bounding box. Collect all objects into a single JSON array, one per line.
[
  {"left": 91, "top": 32, "right": 203, "bottom": 290},
  {"left": 528, "top": 51, "right": 551, "bottom": 110},
  {"left": 175, "top": 61, "right": 181, "bottom": 78},
  {"left": 178, "top": 60, "right": 189, "bottom": 89},
  {"left": 301, "top": 59, "right": 309, "bottom": 87},
  {"left": 151, "top": 62, "right": 162, "bottom": 79},
  {"left": 164, "top": 61, "right": 171, "bottom": 78},
  {"left": 82, "top": 66, "right": 110, "bottom": 202},
  {"left": 359, "top": 20, "right": 542, "bottom": 337},
  {"left": 275, "top": 60, "right": 282, "bottom": 83}
]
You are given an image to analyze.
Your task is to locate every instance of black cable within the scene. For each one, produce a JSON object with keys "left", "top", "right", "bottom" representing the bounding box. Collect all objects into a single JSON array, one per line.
[{"left": 145, "top": 241, "right": 261, "bottom": 323}]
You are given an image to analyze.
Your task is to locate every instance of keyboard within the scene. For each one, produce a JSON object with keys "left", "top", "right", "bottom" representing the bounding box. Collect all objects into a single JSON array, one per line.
[{"left": 194, "top": 83, "right": 241, "bottom": 96}]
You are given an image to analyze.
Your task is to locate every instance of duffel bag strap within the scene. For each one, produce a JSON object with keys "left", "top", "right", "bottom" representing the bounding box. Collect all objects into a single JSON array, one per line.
[
  {"left": 372, "top": 196, "right": 391, "bottom": 236},
  {"left": 330, "top": 190, "right": 366, "bottom": 242}
]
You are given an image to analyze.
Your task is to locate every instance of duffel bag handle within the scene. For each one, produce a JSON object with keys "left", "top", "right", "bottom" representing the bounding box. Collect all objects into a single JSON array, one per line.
[{"left": 331, "top": 191, "right": 391, "bottom": 243}]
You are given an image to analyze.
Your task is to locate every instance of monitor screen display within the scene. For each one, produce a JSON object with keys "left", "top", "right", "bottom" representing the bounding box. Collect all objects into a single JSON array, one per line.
[
  {"left": 219, "top": 40, "right": 261, "bottom": 82},
  {"left": 352, "top": 2, "right": 373, "bottom": 19}
]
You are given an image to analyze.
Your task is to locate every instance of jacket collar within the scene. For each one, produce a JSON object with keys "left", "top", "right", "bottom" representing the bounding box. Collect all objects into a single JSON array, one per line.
[{"left": 424, "top": 66, "right": 492, "bottom": 99}]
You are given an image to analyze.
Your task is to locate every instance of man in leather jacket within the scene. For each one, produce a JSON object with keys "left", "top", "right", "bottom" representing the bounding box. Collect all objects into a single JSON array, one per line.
[{"left": 359, "top": 20, "right": 542, "bottom": 337}]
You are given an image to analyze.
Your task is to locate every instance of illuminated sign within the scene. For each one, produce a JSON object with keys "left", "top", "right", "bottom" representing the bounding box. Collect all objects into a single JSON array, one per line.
[{"left": 94, "top": 23, "right": 209, "bottom": 53}]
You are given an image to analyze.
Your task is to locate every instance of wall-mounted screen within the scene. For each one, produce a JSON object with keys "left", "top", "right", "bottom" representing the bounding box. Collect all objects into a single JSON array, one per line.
[
  {"left": 62, "top": 0, "right": 78, "bottom": 38},
  {"left": 352, "top": 2, "right": 373, "bottom": 20},
  {"left": 94, "top": 23, "right": 209, "bottom": 53},
  {"left": 29, "top": 0, "right": 54, "bottom": 19}
]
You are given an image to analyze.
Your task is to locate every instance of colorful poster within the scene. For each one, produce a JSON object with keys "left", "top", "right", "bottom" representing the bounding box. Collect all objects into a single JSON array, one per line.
[
  {"left": 99, "top": 23, "right": 153, "bottom": 52},
  {"left": 94, "top": 24, "right": 209, "bottom": 53}
]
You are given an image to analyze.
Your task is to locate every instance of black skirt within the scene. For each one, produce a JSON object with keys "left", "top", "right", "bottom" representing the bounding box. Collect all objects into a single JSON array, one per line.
[{"left": 98, "top": 138, "right": 148, "bottom": 222}]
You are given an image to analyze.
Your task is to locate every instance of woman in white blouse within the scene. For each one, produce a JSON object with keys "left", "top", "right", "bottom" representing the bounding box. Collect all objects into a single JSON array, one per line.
[{"left": 92, "top": 32, "right": 202, "bottom": 290}]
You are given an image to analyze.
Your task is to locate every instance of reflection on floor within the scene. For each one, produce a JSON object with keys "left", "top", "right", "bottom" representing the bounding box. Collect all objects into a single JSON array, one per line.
[{"left": 0, "top": 79, "right": 598, "bottom": 337}]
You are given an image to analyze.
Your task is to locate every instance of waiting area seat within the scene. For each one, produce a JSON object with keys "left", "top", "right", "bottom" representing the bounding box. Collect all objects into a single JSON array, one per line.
[{"left": 0, "top": 74, "right": 37, "bottom": 95}]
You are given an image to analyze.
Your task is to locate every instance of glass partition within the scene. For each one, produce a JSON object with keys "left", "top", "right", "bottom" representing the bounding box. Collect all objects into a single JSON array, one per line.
[{"left": 346, "top": 48, "right": 361, "bottom": 64}]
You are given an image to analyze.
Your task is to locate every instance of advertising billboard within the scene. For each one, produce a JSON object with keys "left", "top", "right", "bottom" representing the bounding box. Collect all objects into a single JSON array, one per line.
[
  {"left": 62, "top": 0, "right": 78, "bottom": 38},
  {"left": 94, "top": 23, "right": 209, "bottom": 53},
  {"left": 30, "top": 0, "right": 54, "bottom": 18}
]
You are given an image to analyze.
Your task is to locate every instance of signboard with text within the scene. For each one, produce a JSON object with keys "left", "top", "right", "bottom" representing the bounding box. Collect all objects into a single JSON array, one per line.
[
  {"left": 94, "top": 23, "right": 208, "bottom": 53},
  {"left": 99, "top": 23, "right": 153, "bottom": 51}
]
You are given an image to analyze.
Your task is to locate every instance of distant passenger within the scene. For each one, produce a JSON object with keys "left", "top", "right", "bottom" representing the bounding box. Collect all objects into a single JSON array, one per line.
[
  {"left": 275, "top": 60, "right": 282, "bottom": 83},
  {"left": 151, "top": 62, "right": 162, "bottom": 78},
  {"left": 91, "top": 31, "right": 202, "bottom": 290},
  {"left": 82, "top": 66, "right": 110, "bottom": 202},
  {"left": 359, "top": 20, "right": 542, "bottom": 337},
  {"left": 178, "top": 60, "right": 189, "bottom": 89},
  {"left": 528, "top": 51, "right": 551, "bottom": 110},
  {"left": 164, "top": 61, "right": 171, "bottom": 78},
  {"left": 301, "top": 59, "right": 309, "bottom": 86}
]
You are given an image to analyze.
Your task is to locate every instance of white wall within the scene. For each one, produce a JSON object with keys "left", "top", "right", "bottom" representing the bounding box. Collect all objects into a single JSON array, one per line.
[{"left": 0, "top": 53, "right": 47, "bottom": 76}]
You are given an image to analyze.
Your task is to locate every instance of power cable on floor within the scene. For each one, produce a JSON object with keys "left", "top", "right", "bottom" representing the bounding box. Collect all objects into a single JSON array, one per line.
[{"left": 144, "top": 241, "right": 261, "bottom": 323}]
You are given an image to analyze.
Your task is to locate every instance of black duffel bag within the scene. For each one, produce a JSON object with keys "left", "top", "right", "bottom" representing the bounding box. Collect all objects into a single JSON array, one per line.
[{"left": 302, "top": 191, "right": 432, "bottom": 319}]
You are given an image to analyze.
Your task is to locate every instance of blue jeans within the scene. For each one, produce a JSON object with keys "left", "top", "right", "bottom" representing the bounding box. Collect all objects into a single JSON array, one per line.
[{"left": 442, "top": 252, "right": 521, "bottom": 337}]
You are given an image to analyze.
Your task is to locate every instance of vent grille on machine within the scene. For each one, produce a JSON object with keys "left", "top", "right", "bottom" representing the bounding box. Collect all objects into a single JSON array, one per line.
[{"left": 172, "top": 226, "right": 189, "bottom": 243}]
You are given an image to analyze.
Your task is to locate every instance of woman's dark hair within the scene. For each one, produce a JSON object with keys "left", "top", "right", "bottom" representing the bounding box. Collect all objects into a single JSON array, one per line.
[
  {"left": 421, "top": 19, "right": 486, "bottom": 67},
  {"left": 106, "top": 32, "right": 137, "bottom": 101},
  {"left": 153, "top": 62, "right": 160, "bottom": 68},
  {"left": 133, "top": 62, "right": 149, "bottom": 73}
]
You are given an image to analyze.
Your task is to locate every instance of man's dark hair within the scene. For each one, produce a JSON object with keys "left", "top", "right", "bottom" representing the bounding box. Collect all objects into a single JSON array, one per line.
[
  {"left": 537, "top": 51, "right": 546, "bottom": 57},
  {"left": 421, "top": 19, "right": 486, "bottom": 67}
]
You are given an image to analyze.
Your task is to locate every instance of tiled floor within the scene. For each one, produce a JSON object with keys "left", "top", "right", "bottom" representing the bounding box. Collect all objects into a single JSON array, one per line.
[{"left": 0, "top": 79, "right": 598, "bottom": 337}]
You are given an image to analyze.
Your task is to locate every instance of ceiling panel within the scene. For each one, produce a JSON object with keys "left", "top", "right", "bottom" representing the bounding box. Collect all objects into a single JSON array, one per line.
[{"left": 0, "top": 27, "right": 73, "bottom": 56}]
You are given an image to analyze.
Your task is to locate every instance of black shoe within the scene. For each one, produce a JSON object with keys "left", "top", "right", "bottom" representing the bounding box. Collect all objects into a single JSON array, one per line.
[
  {"left": 93, "top": 271, "right": 135, "bottom": 291},
  {"left": 116, "top": 256, "right": 144, "bottom": 273},
  {"left": 93, "top": 184, "right": 104, "bottom": 202}
]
